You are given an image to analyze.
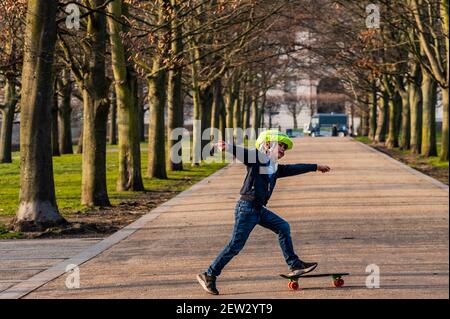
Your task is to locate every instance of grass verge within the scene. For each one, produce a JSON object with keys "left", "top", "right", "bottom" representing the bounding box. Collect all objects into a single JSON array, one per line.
[{"left": 0, "top": 145, "right": 227, "bottom": 239}]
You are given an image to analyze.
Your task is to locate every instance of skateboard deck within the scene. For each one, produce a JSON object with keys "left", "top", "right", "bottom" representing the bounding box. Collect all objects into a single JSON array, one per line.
[{"left": 279, "top": 272, "right": 349, "bottom": 290}]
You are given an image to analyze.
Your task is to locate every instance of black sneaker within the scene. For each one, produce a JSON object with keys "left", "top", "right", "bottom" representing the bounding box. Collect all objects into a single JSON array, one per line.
[
  {"left": 196, "top": 272, "right": 219, "bottom": 295},
  {"left": 287, "top": 261, "right": 318, "bottom": 277}
]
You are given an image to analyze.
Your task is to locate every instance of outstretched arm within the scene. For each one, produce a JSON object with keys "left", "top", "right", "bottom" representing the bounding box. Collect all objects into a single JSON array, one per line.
[
  {"left": 277, "top": 164, "right": 331, "bottom": 178},
  {"left": 215, "top": 140, "right": 257, "bottom": 166}
]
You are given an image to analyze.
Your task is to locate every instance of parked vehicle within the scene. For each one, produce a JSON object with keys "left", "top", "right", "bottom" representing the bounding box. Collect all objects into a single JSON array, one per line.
[
  {"left": 304, "top": 113, "right": 348, "bottom": 137},
  {"left": 286, "top": 128, "right": 303, "bottom": 138}
]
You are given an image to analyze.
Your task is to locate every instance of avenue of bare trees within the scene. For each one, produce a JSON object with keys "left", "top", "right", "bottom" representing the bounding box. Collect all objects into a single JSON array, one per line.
[
  {"left": 307, "top": 1, "right": 448, "bottom": 160},
  {"left": 0, "top": 0, "right": 447, "bottom": 231}
]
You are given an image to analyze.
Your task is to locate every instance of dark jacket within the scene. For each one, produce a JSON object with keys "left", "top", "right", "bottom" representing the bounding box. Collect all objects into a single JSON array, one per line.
[{"left": 228, "top": 145, "right": 317, "bottom": 208}]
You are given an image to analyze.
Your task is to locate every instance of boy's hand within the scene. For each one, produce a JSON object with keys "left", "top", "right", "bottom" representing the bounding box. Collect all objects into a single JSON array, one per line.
[
  {"left": 214, "top": 140, "right": 228, "bottom": 152},
  {"left": 317, "top": 164, "right": 331, "bottom": 173}
]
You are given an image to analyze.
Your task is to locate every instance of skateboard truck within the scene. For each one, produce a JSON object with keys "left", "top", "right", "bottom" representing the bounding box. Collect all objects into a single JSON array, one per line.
[{"left": 280, "top": 273, "right": 349, "bottom": 291}]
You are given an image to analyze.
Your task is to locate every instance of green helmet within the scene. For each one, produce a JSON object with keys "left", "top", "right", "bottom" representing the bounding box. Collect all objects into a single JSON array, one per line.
[{"left": 255, "top": 130, "right": 293, "bottom": 150}]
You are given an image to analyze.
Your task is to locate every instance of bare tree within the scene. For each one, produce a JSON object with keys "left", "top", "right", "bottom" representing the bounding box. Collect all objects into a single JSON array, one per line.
[
  {"left": 284, "top": 92, "right": 308, "bottom": 129},
  {"left": 0, "top": 0, "right": 24, "bottom": 163},
  {"left": 13, "top": 0, "right": 66, "bottom": 231}
]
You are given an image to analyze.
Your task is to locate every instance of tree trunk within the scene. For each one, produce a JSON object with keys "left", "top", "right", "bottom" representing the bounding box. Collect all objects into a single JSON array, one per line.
[
  {"left": 439, "top": 0, "right": 449, "bottom": 161},
  {"left": 219, "top": 95, "right": 226, "bottom": 142},
  {"left": 410, "top": 67, "right": 422, "bottom": 154},
  {"left": 368, "top": 82, "right": 377, "bottom": 141},
  {"left": 350, "top": 103, "right": 355, "bottom": 136},
  {"left": 243, "top": 95, "right": 251, "bottom": 130},
  {"left": 361, "top": 103, "right": 369, "bottom": 137},
  {"left": 189, "top": 39, "right": 202, "bottom": 166},
  {"left": 138, "top": 79, "right": 146, "bottom": 142},
  {"left": 399, "top": 90, "right": 410, "bottom": 150},
  {"left": 251, "top": 95, "right": 259, "bottom": 140},
  {"left": 147, "top": 58, "right": 168, "bottom": 178},
  {"left": 81, "top": 91, "right": 110, "bottom": 206},
  {"left": 13, "top": 0, "right": 66, "bottom": 231},
  {"left": 109, "top": 89, "right": 117, "bottom": 145},
  {"left": 76, "top": 129, "right": 83, "bottom": 154},
  {"left": 395, "top": 92, "right": 402, "bottom": 142},
  {"left": 167, "top": 1, "right": 184, "bottom": 171},
  {"left": 386, "top": 87, "right": 400, "bottom": 149},
  {"left": 225, "top": 89, "right": 234, "bottom": 130},
  {"left": 108, "top": 0, "right": 144, "bottom": 191},
  {"left": 232, "top": 85, "right": 241, "bottom": 138},
  {"left": 240, "top": 90, "right": 248, "bottom": 130},
  {"left": 440, "top": 88, "right": 449, "bottom": 161},
  {"left": 211, "top": 78, "right": 222, "bottom": 135},
  {"left": 51, "top": 84, "right": 60, "bottom": 156},
  {"left": 0, "top": 77, "right": 17, "bottom": 163},
  {"left": 226, "top": 75, "right": 238, "bottom": 130},
  {"left": 246, "top": 97, "right": 251, "bottom": 130},
  {"left": 200, "top": 85, "right": 213, "bottom": 148},
  {"left": 58, "top": 68, "right": 73, "bottom": 154},
  {"left": 375, "top": 91, "right": 388, "bottom": 143},
  {"left": 291, "top": 106, "right": 298, "bottom": 129},
  {"left": 81, "top": 1, "right": 111, "bottom": 207},
  {"left": 420, "top": 70, "right": 438, "bottom": 157},
  {"left": 167, "top": 64, "right": 184, "bottom": 170},
  {"left": 259, "top": 92, "right": 266, "bottom": 128}
]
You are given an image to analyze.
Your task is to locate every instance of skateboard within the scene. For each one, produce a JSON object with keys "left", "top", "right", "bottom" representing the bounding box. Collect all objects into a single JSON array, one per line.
[{"left": 280, "top": 272, "right": 349, "bottom": 290}]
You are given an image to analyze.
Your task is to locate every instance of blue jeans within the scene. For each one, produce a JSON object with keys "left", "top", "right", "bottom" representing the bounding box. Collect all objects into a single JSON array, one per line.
[{"left": 207, "top": 200, "right": 302, "bottom": 277}]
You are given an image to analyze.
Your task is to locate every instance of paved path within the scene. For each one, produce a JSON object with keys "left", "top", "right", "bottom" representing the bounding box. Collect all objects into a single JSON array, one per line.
[
  {"left": 4, "top": 137, "right": 449, "bottom": 299},
  {"left": 0, "top": 238, "right": 101, "bottom": 294}
]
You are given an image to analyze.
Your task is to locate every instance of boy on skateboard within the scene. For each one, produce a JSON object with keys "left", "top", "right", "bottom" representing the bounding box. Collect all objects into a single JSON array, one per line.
[{"left": 197, "top": 130, "right": 331, "bottom": 295}]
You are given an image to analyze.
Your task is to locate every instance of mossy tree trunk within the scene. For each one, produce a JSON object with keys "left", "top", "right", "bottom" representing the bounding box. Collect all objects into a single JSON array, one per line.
[
  {"left": 441, "top": 88, "right": 449, "bottom": 161},
  {"left": 0, "top": 76, "right": 18, "bottom": 163},
  {"left": 211, "top": 78, "right": 222, "bottom": 135},
  {"left": 108, "top": 0, "right": 144, "bottom": 191},
  {"left": 190, "top": 38, "right": 202, "bottom": 166},
  {"left": 51, "top": 79, "right": 60, "bottom": 156},
  {"left": 167, "top": 65, "right": 184, "bottom": 170},
  {"left": 232, "top": 82, "right": 241, "bottom": 138},
  {"left": 399, "top": 89, "right": 410, "bottom": 150},
  {"left": 439, "top": 0, "right": 449, "bottom": 161},
  {"left": 138, "top": 79, "right": 146, "bottom": 142},
  {"left": 241, "top": 95, "right": 247, "bottom": 131},
  {"left": 80, "top": 1, "right": 111, "bottom": 207},
  {"left": 251, "top": 94, "right": 259, "bottom": 140},
  {"left": 147, "top": 1, "right": 169, "bottom": 179},
  {"left": 409, "top": 64, "right": 422, "bottom": 154},
  {"left": 412, "top": 0, "right": 448, "bottom": 160},
  {"left": 375, "top": 91, "right": 388, "bottom": 143},
  {"left": 200, "top": 85, "right": 213, "bottom": 149},
  {"left": 58, "top": 68, "right": 73, "bottom": 154},
  {"left": 243, "top": 95, "right": 251, "bottom": 130},
  {"left": 109, "top": 89, "right": 117, "bottom": 145},
  {"left": 259, "top": 92, "right": 266, "bottom": 128},
  {"left": 360, "top": 100, "right": 369, "bottom": 137},
  {"left": 368, "top": 81, "right": 377, "bottom": 142},
  {"left": 13, "top": 0, "right": 66, "bottom": 231},
  {"left": 147, "top": 65, "right": 168, "bottom": 178},
  {"left": 219, "top": 95, "right": 226, "bottom": 141},
  {"left": 385, "top": 78, "right": 400, "bottom": 149},
  {"left": 226, "top": 74, "right": 238, "bottom": 130},
  {"left": 420, "top": 70, "right": 438, "bottom": 157},
  {"left": 167, "top": 0, "right": 184, "bottom": 171}
]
